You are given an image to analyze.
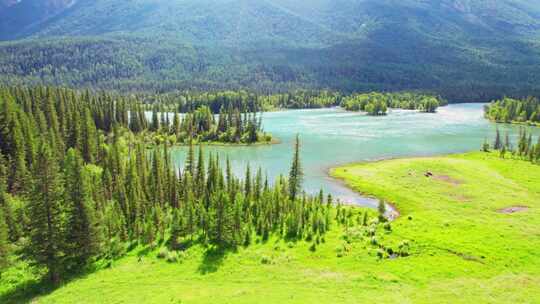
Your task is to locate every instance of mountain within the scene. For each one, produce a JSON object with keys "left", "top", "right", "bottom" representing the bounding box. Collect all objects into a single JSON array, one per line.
[
  {"left": 1, "top": 0, "right": 540, "bottom": 101},
  {"left": 0, "top": 0, "right": 76, "bottom": 39}
]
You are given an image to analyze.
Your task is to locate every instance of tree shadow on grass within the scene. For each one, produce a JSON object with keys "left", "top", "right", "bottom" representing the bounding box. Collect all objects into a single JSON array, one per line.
[
  {"left": 0, "top": 277, "right": 53, "bottom": 304},
  {"left": 0, "top": 265, "right": 99, "bottom": 304},
  {"left": 0, "top": 244, "right": 140, "bottom": 304},
  {"left": 197, "top": 246, "right": 233, "bottom": 275}
]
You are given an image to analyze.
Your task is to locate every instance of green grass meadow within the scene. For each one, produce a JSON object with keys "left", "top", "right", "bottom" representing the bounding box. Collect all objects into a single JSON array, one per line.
[{"left": 2, "top": 151, "right": 539, "bottom": 303}]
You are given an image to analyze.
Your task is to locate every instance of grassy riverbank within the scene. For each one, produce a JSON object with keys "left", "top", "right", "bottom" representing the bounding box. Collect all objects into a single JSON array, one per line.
[
  {"left": 332, "top": 151, "right": 540, "bottom": 303},
  {"left": 2, "top": 151, "right": 539, "bottom": 303}
]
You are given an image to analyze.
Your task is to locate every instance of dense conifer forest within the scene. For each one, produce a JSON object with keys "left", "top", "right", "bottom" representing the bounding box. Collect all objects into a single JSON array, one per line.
[
  {"left": 0, "top": 86, "right": 386, "bottom": 286},
  {"left": 341, "top": 92, "right": 447, "bottom": 115},
  {"left": 484, "top": 97, "right": 540, "bottom": 125},
  {"left": 483, "top": 127, "right": 540, "bottom": 163},
  {"left": 145, "top": 90, "right": 342, "bottom": 113}
]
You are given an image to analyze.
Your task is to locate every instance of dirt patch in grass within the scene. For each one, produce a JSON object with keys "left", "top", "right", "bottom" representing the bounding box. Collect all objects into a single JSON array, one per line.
[
  {"left": 445, "top": 249, "right": 485, "bottom": 264},
  {"left": 497, "top": 206, "right": 529, "bottom": 214},
  {"left": 424, "top": 172, "right": 462, "bottom": 185},
  {"left": 448, "top": 193, "right": 472, "bottom": 202}
]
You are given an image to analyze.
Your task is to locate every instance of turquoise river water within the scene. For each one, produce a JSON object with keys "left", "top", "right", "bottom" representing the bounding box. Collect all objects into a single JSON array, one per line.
[{"left": 168, "top": 104, "right": 540, "bottom": 208}]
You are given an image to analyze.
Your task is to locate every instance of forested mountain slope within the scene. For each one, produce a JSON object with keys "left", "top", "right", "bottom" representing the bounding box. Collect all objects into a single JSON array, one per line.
[{"left": 1, "top": 0, "right": 540, "bottom": 101}]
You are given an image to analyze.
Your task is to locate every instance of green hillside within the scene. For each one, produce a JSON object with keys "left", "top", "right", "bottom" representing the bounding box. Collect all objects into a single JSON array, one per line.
[{"left": 1, "top": 0, "right": 540, "bottom": 100}]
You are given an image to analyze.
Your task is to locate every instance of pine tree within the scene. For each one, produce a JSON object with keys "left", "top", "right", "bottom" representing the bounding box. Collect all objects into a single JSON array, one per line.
[
  {"left": 195, "top": 145, "right": 206, "bottom": 196},
  {"left": 210, "top": 191, "right": 235, "bottom": 247},
  {"left": 172, "top": 111, "right": 181, "bottom": 137},
  {"left": 126, "top": 157, "right": 143, "bottom": 227},
  {"left": 0, "top": 204, "right": 9, "bottom": 272},
  {"left": 63, "top": 149, "right": 99, "bottom": 270},
  {"left": 81, "top": 108, "right": 98, "bottom": 163},
  {"left": 0, "top": 96, "right": 28, "bottom": 194},
  {"left": 185, "top": 137, "right": 195, "bottom": 176},
  {"left": 129, "top": 106, "right": 142, "bottom": 133},
  {"left": 43, "top": 88, "right": 64, "bottom": 155},
  {"left": 169, "top": 209, "right": 182, "bottom": 250},
  {"left": 0, "top": 157, "right": 20, "bottom": 242},
  {"left": 244, "top": 164, "right": 252, "bottom": 198},
  {"left": 378, "top": 200, "right": 387, "bottom": 221},
  {"left": 493, "top": 128, "right": 502, "bottom": 150},
  {"left": 504, "top": 132, "right": 512, "bottom": 151},
  {"left": 288, "top": 134, "right": 303, "bottom": 201},
  {"left": 26, "top": 141, "right": 64, "bottom": 284},
  {"left": 500, "top": 145, "right": 507, "bottom": 159},
  {"left": 518, "top": 128, "right": 528, "bottom": 156},
  {"left": 151, "top": 106, "right": 160, "bottom": 131},
  {"left": 226, "top": 156, "right": 232, "bottom": 191},
  {"left": 254, "top": 168, "right": 262, "bottom": 200},
  {"left": 151, "top": 147, "right": 165, "bottom": 206},
  {"left": 535, "top": 137, "right": 540, "bottom": 163}
]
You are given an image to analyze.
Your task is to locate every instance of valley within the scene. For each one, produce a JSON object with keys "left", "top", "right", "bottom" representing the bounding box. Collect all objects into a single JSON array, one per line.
[{"left": 1, "top": 1, "right": 540, "bottom": 303}]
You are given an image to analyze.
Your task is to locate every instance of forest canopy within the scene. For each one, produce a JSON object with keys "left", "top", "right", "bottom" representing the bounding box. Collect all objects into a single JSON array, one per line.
[
  {"left": 0, "top": 86, "right": 356, "bottom": 285},
  {"left": 484, "top": 97, "right": 540, "bottom": 125},
  {"left": 341, "top": 92, "right": 446, "bottom": 115}
]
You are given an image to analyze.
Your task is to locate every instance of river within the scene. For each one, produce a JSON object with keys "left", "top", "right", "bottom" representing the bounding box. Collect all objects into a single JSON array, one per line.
[{"left": 168, "top": 103, "right": 540, "bottom": 209}]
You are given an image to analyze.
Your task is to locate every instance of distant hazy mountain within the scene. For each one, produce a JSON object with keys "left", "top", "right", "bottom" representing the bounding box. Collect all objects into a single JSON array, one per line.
[
  {"left": 1, "top": 0, "right": 540, "bottom": 100},
  {"left": 0, "top": 0, "right": 76, "bottom": 39},
  {"left": 3, "top": 0, "right": 539, "bottom": 43}
]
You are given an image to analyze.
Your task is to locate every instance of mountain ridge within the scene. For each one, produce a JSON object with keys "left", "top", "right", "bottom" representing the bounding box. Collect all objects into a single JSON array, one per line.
[{"left": 0, "top": 0, "right": 539, "bottom": 100}]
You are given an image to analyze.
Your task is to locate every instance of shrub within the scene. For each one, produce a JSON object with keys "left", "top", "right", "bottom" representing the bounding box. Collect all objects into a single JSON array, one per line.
[
  {"left": 369, "top": 218, "right": 379, "bottom": 226},
  {"left": 157, "top": 247, "right": 168, "bottom": 259},
  {"left": 336, "top": 247, "right": 344, "bottom": 258},
  {"left": 166, "top": 251, "right": 179, "bottom": 263},
  {"left": 376, "top": 248, "right": 385, "bottom": 259},
  {"left": 336, "top": 243, "right": 350, "bottom": 257},
  {"left": 261, "top": 255, "right": 273, "bottom": 265},
  {"left": 106, "top": 237, "right": 126, "bottom": 260},
  {"left": 124, "top": 240, "right": 137, "bottom": 252},
  {"left": 398, "top": 240, "right": 410, "bottom": 257},
  {"left": 383, "top": 222, "right": 392, "bottom": 232},
  {"left": 243, "top": 230, "right": 252, "bottom": 247}
]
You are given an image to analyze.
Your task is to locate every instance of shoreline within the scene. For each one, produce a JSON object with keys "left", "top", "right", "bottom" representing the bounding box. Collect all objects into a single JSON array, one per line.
[
  {"left": 328, "top": 167, "right": 401, "bottom": 221},
  {"left": 168, "top": 137, "right": 281, "bottom": 148},
  {"left": 326, "top": 150, "right": 487, "bottom": 221},
  {"left": 486, "top": 118, "right": 540, "bottom": 127}
]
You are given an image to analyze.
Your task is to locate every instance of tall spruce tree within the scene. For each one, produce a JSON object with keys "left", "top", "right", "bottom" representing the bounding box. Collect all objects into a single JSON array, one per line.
[
  {"left": 288, "top": 134, "right": 303, "bottom": 201},
  {"left": 493, "top": 128, "right": 502, "bottom": 150},
  {"left": 0, "top": 202, "right": 9, "bottom": 272},
  {"left": 63, "top": 149, "right": 99, "bottom": 270},
  {"left": 81, "top": 108, "right": 98, "bottom": 163},
  {"left": 26, "top": 141, "right": 64, "bottom": 284},
  {"left": 185, "top": 137, "right": 195, "bottom": 176}
]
